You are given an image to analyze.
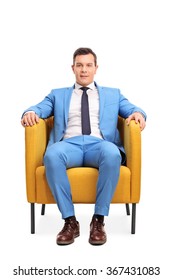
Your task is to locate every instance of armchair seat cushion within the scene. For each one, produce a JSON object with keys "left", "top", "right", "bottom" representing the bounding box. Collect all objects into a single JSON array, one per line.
[{"left": 35, "top": 166, "right": 131, "bottom": 204}]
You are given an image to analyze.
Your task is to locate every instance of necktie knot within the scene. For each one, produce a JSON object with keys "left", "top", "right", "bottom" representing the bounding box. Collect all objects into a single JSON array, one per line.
[{"left": 80, "top": 87, "right": 89, "bottom": 92}]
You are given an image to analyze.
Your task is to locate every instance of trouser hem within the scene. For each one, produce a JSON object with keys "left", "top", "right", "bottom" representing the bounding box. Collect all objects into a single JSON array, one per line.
[{"left": 94, "top": 206, "right": 109, "bottom": 216}]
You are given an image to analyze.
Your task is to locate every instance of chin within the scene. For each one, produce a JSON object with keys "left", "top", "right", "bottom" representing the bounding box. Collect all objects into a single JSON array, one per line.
[{"left": 80, "top": 81, "right": 89, "bottom": 86}]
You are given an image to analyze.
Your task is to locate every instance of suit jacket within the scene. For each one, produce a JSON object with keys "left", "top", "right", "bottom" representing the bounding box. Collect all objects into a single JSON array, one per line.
[{"left": 23, "top": 82, "right": 146, "bottom": 155}]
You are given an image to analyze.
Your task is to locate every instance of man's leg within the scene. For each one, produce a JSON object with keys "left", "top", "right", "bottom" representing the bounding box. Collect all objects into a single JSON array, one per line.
[
  {"left": 84, "top": 139, "right": 122, "bottom": 215},
  {"left": 43, "top": 138, "right": 83, "bottom": 245},
  {"left": 84, "top": 138, "right": 122, "bottom": 244},
  {"left": 44, "top": 138, "right": 83, "bottom": 218}
]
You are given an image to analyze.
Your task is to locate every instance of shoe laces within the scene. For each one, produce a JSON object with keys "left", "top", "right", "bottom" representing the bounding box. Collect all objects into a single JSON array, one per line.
[
  {"left": 61, "top": 219, "right": 76, "bottom": 233},
  {"left": 93, "top": 218, "right": 104, "bottom": 232}
]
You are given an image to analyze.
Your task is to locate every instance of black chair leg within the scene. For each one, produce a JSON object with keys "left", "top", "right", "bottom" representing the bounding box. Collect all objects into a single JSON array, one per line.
[
  {"left": 131, "top": 203, "right": 136, "bottom": 234},
  {"left": 125, "top": 203, "right": 130, "bottom": 215},
  {"left": 31, "top": 203, "right": 35, "bottom": 234},
  {"left": 41, "top": 204, "right": 45, "bottom": 215}
]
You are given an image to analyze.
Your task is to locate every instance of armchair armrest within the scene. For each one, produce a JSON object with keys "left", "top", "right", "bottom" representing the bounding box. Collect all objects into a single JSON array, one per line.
[
  {"left": 124, "top": 120, "right": 141, "bottom": 202},
  {"left": 25, "top": 119, "right": 48, "bottom": 202}
]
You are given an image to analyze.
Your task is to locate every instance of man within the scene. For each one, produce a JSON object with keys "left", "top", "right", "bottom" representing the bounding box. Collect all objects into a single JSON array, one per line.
[{"left": 21, "top": 47, "right": 146, "bottom": 245}]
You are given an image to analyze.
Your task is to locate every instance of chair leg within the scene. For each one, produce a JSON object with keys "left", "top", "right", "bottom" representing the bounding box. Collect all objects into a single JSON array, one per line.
[
  {"left": 131, "top": 203, "right": 136, "bottom": 234},
  {"left": 125, "top": 203, "right": 130, "bottom": 215},
  {"left": 31, "top": 203, "right": 35, "bottom": 234},
  {"left": 41, "top": 204, "right": 45, "bottom": 215}
]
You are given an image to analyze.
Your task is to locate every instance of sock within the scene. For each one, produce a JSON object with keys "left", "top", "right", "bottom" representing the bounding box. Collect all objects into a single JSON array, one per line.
[
  {"left": 93, "top": 214, "right": 104, "bottom": 221},
  {"left": 65, "top": 215, "right": 76, "bottom": 221}
]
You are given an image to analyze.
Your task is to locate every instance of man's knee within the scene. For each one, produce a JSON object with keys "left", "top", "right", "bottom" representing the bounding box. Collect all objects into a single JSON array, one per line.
[
  {"left": 44, "top": 144, "right": 64, "bottom": 166},
  {"left": 99, "top": 142, "right": 122, "bottom": 167}
]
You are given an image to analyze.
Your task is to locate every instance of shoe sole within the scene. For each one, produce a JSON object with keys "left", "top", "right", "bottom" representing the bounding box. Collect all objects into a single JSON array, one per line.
[
  {"left": 89, "top": 238, "right": 106, "bottom": 245},
  {"left": 56, "top": 233, "right": 80, "bottom": 245}
]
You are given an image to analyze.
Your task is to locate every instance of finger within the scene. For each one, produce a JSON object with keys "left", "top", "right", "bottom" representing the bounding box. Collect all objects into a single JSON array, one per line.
[
  {"left": 140, "top": 120, "right": 146, "bottom": 131},
  {"left": 25, "top": 114, "right": 34, "bottom": 126},
  {"left": 35, "top": 114, "right": 40, "bottom": 123},
  {"left": 22, "top": 113, "right": 36, "bottom": 126},
  {"left": 21, "top": 118, "right": 27, "bottom": 127},
  {"left": 30, "top": 113, "right": 37, "bottom": 125},
  {"left": 126, "top": 116, "right": 132, "bottom": 125},
  {"left": 21, "top": 115, "right": 30, "bottom": 127},
  {"left": 138, "top": 117, "right": 146, "bottom": 131},
  {"left": 135, "top": 114, "right": 140, "bottom": 124}
]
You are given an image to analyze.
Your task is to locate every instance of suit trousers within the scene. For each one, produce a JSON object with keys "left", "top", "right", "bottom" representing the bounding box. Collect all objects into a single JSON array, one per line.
[{"left": 44, "top": 135, "right": 122, "bottom": 219}]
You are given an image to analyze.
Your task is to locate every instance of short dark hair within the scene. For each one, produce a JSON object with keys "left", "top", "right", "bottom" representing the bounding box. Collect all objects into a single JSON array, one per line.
[{"left": 73, "top": 47, "right": 97, "bottom": 66}]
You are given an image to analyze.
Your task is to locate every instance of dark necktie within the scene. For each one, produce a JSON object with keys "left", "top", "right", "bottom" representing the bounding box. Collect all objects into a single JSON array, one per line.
[{"left": 81, "top": 87, "right": 91, "bottom": 135}]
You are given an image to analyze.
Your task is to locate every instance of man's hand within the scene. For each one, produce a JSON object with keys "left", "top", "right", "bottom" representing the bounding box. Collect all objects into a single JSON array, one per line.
[
  {"left": 21, "top": 112, "right": 40, "bottom": 127},
  {"left": 126, "top": 112, "right": 146, "bottom": 131}
]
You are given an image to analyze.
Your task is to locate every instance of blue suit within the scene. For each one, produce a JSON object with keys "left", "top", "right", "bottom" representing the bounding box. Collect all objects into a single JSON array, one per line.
[{"left": 24, "top": 83, "right": 146, "bottom": 218}]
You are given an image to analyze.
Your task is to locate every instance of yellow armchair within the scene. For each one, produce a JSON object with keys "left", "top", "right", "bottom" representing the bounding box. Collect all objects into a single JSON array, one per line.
[{"left": 25, "top": 117, "right": 142, "bottom": 234}]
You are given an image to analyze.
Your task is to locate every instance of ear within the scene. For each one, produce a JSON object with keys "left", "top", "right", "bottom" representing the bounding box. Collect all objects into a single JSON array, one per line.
[
  {"left": 95, "top": 65, "right": 98, "bottom": 74},
  {"left": 71, "top": 65, "right": 75, "bottom": 73}
]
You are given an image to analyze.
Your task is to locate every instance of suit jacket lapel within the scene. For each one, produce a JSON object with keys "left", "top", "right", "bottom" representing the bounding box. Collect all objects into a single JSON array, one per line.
[
  {"left": 64, "top": 86, "right": 74, "bottom": 126},
  {"left": 97, "top": 85, "right": 106, "bottom": 123}
]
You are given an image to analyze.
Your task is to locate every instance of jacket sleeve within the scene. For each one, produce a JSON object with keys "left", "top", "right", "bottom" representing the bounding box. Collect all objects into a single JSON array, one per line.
[
  {"left": 22, "top": 91, "right": 55, "bottom": 119},
  {"left": 118, "top": 91, "right": 147, "bottom": 120}
]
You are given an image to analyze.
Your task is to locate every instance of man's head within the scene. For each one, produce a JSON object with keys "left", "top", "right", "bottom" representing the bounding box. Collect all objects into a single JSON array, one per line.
[{"left": 72, "top": 47, "right": 98, "bottom": 86}]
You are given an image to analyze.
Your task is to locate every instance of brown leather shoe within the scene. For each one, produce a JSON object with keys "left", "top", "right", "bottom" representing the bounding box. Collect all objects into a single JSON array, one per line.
[
  {"left": 89, "top": 216, "right": 107, "bottom": 245},
  {"left": 56, "top": 218, "right": 80, "bottom": 245}
]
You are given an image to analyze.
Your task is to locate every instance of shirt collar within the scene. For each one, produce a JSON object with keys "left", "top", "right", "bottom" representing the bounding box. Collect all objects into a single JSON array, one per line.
[{"left": 75, "top": 82, "right": 96, "bottom": 90}]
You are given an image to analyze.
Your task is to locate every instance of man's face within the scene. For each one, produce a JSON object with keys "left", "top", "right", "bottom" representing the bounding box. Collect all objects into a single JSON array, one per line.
[{"left": 72, "top": 54, "right": 98, "bottom": 86}]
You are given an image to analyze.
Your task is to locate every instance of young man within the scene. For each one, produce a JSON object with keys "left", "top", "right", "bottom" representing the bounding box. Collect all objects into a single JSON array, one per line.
[{"left": 21, "top": 47, "right": 146, "bottom": 245}]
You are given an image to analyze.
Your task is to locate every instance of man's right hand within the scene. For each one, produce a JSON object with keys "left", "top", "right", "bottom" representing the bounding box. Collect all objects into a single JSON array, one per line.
[{"left": 21, "top": 112, "right": 40, "bottom": 127}]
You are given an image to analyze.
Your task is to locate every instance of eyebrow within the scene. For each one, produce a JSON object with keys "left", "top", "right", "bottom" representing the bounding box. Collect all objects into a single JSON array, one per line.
[{"left": 76, "top": 62, "right": 94, "bottom": 66}]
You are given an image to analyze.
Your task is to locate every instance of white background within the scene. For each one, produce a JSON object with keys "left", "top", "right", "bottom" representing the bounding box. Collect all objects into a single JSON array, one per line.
[{"left": 1, "top": 0, "right": 172, "bottom": 279}]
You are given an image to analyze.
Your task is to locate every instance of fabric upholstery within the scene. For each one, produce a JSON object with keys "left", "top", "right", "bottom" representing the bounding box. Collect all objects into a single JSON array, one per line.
[{"left": 25, "top": 117, "right": 141, "bottom": 205}]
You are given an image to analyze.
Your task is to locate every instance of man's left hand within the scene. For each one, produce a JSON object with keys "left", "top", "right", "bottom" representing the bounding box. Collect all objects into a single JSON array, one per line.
[{"left": 126, "top": 112, "right": 146, "bottom": 131}]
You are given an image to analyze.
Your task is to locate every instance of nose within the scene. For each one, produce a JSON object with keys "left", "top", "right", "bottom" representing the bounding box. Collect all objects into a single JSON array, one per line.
[{"left": 81, "top": 66, "right": 87, "bottom": 72}]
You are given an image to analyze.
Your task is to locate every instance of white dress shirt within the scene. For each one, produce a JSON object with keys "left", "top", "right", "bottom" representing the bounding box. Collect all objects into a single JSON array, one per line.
[{"left": 63, "top": 82, "right": 103, "bottom": 139}]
